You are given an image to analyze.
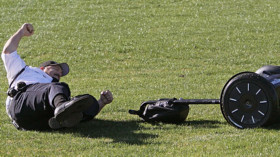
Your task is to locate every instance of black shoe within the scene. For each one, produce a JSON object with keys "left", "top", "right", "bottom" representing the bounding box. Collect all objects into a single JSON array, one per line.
[
  {"left": 48, "top": 94, "right": 94, "bottom": 129},
  {"left": 48, "top": 112, "right": 83, "bottom": 129}
]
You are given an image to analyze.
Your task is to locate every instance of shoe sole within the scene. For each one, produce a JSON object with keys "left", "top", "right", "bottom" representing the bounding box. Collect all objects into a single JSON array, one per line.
[
  {"left": 55, "top": 94, "right": 94, "bottom": 122},
  {"left": 49, "top": 112, "right": 83, "bottom": 129}
]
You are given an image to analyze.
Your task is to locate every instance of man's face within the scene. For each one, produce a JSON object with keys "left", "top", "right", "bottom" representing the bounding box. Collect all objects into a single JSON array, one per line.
[{"left": 43, "top": 65, "right": 63, "bottom": 80}]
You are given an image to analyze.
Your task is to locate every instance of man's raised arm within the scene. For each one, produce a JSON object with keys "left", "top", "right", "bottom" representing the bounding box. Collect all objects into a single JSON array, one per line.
[{"left": 2, "top": 23, "right": 34, "bottom": 54}]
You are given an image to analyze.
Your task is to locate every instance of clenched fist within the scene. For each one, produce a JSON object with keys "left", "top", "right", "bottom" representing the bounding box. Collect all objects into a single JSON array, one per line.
[
  {"left": 99, "top": 90, "right": 113, "bottom": 105},
  {"left": 20, "top": 23, "right": 34, "bottom": 37}
]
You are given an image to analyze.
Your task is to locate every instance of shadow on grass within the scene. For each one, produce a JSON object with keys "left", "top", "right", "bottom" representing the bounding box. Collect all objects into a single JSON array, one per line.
[
  {"left": 142, "top": 120, "right": 223, "bottom": 129},
  {"left": 54, "top": 119, "right": 223, "bottom": 145},
  {"left": 183, "top": 120, "right": 223, "bottom": 128},
  {"left": 58, "top": 119, "right": 158, "bottom": 145},
  {"left": 263, "top": 122, "right": 280, "bottom": 130}
]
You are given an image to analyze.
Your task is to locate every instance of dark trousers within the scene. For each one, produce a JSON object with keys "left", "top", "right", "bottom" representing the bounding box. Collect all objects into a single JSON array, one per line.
[{"left": 9, "top": 82, "right": 71, "bottom": 130}]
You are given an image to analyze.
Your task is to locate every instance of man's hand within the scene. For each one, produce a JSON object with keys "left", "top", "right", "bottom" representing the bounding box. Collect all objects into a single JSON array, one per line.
[
  {"left": 99, "top": 90, "right": 113, "bottom": 105},
  {"left": 20, "top": 23, "right": 34, "bottom": 37},
  {"left": 98, "top": 90, "right": 113, "bottom": 112}
]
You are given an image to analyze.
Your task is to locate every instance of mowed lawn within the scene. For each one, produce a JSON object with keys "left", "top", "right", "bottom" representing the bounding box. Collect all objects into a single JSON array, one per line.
[{"left": 1, "top": 0, "right": 280, "bottom": 156}]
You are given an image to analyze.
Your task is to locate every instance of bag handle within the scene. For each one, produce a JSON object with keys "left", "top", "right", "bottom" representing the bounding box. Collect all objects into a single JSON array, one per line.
[{"left": 129, "top": 100, "right": 157, "bottom": 115}]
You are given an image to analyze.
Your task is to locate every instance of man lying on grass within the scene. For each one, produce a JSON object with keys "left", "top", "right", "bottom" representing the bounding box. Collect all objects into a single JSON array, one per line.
[{"left": 2, "top": 23, "right": 113, "bottom": 130}]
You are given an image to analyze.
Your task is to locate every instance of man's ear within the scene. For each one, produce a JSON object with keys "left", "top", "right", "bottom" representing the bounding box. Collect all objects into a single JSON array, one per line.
[{"left": 40, "top": 67, "right": 44, "bottom": 70}]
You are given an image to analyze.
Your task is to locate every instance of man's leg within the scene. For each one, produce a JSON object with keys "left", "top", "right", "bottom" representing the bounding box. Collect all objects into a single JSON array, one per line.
[
  {"left": 9, "top": 83, "right": 70, "bottom": 130},
  {"left": 81, "top": 90, "right": 113, "bottom": 122},
  {"left": 9, "top": 82, "right": 93, "bottom": 130},
  {"left": 48, "top": 94, "right": 96, "bottom": 129}
]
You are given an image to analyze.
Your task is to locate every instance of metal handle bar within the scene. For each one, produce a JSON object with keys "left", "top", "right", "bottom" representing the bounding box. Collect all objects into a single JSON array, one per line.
[{"left": 173, "top": 99, "right": 220, "bottom": 105}]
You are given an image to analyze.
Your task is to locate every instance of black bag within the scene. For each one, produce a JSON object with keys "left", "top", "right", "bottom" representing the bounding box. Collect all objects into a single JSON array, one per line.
[{"left": 129, "top": 98, "right": 189, "bottom": 123}]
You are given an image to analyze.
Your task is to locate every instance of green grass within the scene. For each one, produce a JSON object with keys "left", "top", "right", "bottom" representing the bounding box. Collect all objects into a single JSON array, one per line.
[{"left": 1, "top": 0, "right": 280, "bottom": 156}]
